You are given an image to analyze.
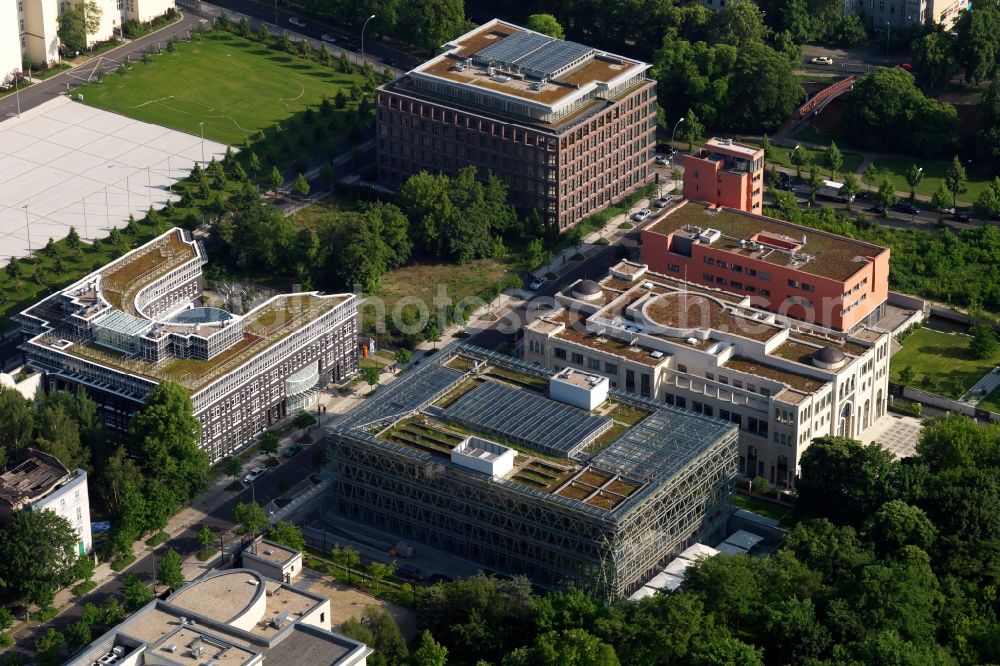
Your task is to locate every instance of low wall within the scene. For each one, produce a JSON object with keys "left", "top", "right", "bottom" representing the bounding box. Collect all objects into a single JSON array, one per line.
[
  {"left": 888, "top": 291, "right": 928, "bottom": 311},
  {"left": 929, "top": 305, "right": 975, "bottom": 327},
  {"left": 895, "top": 385, "right": 1000, "bottom": 423}
]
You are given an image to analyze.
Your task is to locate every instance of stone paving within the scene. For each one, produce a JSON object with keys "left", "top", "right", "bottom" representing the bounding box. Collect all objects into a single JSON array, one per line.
[
  {"left": 861, "top": 413, "right": 923, "bottom": 459},
  {"left": 0, "top": 95, "right": 228, "bottom": 261}
]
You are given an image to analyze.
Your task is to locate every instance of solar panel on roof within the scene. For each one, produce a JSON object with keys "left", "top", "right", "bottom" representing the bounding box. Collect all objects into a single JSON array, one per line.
[
  {"left": 443, "top": 381, "right": 612, "bottom": 457},
  {"left": 476, "top": 30, "right": 554, "bottom": 66},
  {"left": 515, "top": 40, "right": 594, "bottom": 76}
]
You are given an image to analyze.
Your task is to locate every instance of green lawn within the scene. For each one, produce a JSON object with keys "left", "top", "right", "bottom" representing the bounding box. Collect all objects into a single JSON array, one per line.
[
  {"left": 76, "top": 32, "right": 363, "bottom": 145},
  {"left": 768, "top": 143, "right": 864, "bottom": 177},
  {"left": 730, "top": 492, "right": 794, "bottom": 526},
  {"left": 869, "top": 156, "right": 994, "bottom": 203},
  {"left": 891, "top": 327, "right": 1000, "bottom": 398},
  {"left": 791, "top": 127, "right": 838, "bottom": 147},
  {"left": 979, "top": 386, "right": 1000, "bottom": 413}
]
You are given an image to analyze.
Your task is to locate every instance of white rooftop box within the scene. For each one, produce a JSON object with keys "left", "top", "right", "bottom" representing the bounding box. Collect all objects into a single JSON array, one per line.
[
  {"left": 549, "top": 368, "right": 609, "bottom": 410},
  {"left": 451, "top": 436, "right": 516, "bottom": 479}
]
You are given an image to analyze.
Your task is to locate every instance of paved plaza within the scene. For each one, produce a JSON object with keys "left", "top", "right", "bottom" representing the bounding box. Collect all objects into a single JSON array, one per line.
[
  {"left": 861, "top": 413, "right": 923, "bottom": 459},
  {"left": 0, "top": 95, "right": 228, "bottom": 262}
]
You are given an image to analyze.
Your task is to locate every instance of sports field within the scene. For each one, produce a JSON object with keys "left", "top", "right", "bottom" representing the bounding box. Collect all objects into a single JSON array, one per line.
[{"left": 76, "top": 32, "right": 363, "bottom": 145}]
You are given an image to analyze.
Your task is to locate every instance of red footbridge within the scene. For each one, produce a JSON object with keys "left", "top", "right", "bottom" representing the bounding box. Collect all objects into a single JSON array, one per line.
[{"left": 795, "top": 75, "right": 857, "bottom": 121}]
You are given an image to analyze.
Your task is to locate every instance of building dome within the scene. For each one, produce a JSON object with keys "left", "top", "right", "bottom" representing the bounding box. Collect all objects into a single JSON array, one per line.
[
  {"left": 813, "top": 346, "right": 847, "bottom": 369},
  {"left": 572, "top": 280, "right": 603, "bottom": 301}
]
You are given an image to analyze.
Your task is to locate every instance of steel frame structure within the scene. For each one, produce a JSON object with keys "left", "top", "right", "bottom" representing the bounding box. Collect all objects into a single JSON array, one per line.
[{"left": 325, "top": 344, "right": 737, "bottom": 601}]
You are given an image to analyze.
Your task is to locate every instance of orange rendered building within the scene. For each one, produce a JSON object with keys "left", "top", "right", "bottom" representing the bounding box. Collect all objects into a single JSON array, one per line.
[
  {"left": 640, "top": 201, "right": 890, "bottom": 332},
  {"left": 682, "top": 138, "right": 765, "bottom": 213}
]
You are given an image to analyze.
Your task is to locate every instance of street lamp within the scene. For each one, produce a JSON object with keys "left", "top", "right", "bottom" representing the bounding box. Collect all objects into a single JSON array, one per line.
[
  {"left": 361, "top": 14, "right": 376, "bottom": 65},
  {"left": 198, "top": 121, "right": 206, "bottom": 165},
  {"left": 22, "top": 205, "right": 31, "bottom": 257},
  {"left": 670, "top": 116, "right": 685, "bottom": 152}
]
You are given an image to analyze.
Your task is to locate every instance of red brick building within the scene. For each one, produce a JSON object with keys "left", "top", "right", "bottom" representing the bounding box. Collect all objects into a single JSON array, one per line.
[
  {"left": 376, "top": 19, "right": 658, "bottom": 230},
  {"left": 682, "top": 138, "right": 765, "bottom": 213},
  {"left": 640, "top": 201, "right": 890, "bottom": 332}
]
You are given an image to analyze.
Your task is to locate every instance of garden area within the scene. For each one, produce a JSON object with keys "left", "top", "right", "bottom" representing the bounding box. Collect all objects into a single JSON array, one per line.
[
  {"left": 890, "top": 326, "right": 1000, "bottom": 398},
  {"left": 75, "top": 31, "right": 366, "bottom": 146}
]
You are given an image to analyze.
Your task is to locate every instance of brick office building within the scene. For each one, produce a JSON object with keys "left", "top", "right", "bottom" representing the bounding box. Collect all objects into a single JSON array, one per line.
[
  {"left": 376, "top": 19, "right": 658, "bottom": 230},
  {"left": 640, "top": 201, "right": 890, "bottom": 332},
  {"left": 682, "top": 138, "right": 765, "bottom": 213}
]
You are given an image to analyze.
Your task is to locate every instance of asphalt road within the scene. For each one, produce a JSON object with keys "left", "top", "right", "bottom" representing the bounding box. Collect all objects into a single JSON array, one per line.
[{"left": 7, "top": 435, "right": 326, "bottom": 655}]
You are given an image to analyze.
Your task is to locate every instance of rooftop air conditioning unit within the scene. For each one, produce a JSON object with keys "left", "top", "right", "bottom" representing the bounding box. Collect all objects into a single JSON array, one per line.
[
  {"left": 112, "top": 647, "right": 125, "bottom": 657},
  {"left": 643, "top": 281, "right": 654, "bottom": 289},
  {"left": 650, "top": 350, "right": 664, "bottom": 359}
]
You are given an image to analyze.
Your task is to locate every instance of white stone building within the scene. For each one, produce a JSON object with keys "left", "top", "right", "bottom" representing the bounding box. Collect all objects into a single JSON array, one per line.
[
  {"left": 0, "top": 448, "right": 93, "bottom": 555},
  {"left": 522, "top": 262, "right": 892, "bottom": 487}
]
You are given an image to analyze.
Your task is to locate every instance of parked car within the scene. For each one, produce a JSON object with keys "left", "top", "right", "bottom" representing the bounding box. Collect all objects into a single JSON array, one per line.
[
  {"left": 383, "top": 58, "right": 398, "bottom": 67},
  {"left": 656, "top": 143, "right": 676, "bottom": 155},
  {"left": 529, "top": 275, "right": 548, "bottom": 290},
  {"left": 321, "top": 33, "right": 336, "bottom": 43},
  {"left": 631, "top": 208, "right": 651, "bottom": 222},
  {"left": 283, "top": 443, "right": 304, "bottom": 459},
  {"left": 895, "top": 62, "right": 913, "bottom": 71},
  {"left": 654, "top": 155, "right": 669, "bottom": 166},
  {"left": 868, "top": 205, "right": 887, "bottom": 216},
  {"left": 894, "top": 201, "right": 920, "bottom": 215},
  {"left": 289, "top": 16, "right": 306, "bottom": 27},
  {"left": 952, "top": 211, "right": 971, "bottom": 222},
  {"left": 243, "top": 466, "right": 267, "bottom": 483},
  {"left": 810, "top": 56, "right": 834, "bottom": 65}
]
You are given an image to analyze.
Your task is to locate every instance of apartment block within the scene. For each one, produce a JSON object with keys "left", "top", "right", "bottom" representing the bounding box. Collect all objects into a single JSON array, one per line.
[
  {"left": 376, "top": 18, "right": 658, "bottom": 230},
  {"left": 640, "top": 201, "right": 890, "bottom": 332},
  {"left": 68, "top": 568, "right": 371, "bottom": 665},
  {"left": 327, "top": 343, "right": 737, "bottom": 601},
  {"left": 522, "top": 261, "right": 892, "bottom": 488},
  {"left": 15, "top": 228, "right": 358, "bottom": 462},
  {"left": 682, "top": 138, "right": 765, "bottom": 213},
  {"left": 0, "top": 448, "right": 93, "bottom": 555}
]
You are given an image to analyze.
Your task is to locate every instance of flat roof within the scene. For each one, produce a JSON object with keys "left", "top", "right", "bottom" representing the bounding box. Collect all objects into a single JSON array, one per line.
[
  {"left": 405, "top": 19, "right": 647, "bottom": 113},
  {"left": 167, "top": 570, "right": 262, "bottom": 624},
  {"left": 99, "top": 228, "right": 197, "bottom": 312},
  {"left": 0, "top": 449, "right": 70, "bottom": 507},
  {"left": 647, "top": 201, "right": 887, "bottom": 281},
  {"left": 52, "top": 292, "right": 347, "bottom": 392},
  {"left": 245, "top": 539, "right": 299, "bottom": 567},
  {"left": 702, "top": 137, "right": 762, "bottom": 158},
  {"left": 333, "top": 344, "right": 735, "bottom": 516}
]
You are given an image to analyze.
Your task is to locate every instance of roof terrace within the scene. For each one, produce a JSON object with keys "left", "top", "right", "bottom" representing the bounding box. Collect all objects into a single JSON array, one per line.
[
  {"left": 648, "top": 202, "right": 887, "bottom": 281},
  {"left": 99, "top": 229, "right": 197, "bottom": 313}
]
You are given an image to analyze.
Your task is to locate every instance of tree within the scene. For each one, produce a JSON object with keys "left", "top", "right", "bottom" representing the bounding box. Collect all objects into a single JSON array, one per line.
[
  {"left": 863, "top": 162, "right": 878, "bottom": 190},
  {"left": 57, "top": 0, "right": 102, "bottom": 53},
  {"left": 122, "top": 573, "right": 153, "bottom": 611},
  {"left": 394, "top": 348, "right": 412, "bottom": 366},
  {"left": 826, "top": 141, "right": 843, "bottom": 179},
  {"left": 293, "top": 172, "right": 310, "bottom": 198},
  {"left": 34, "top": 628, "right": 65, "bottom": 666},
  {"left": 798, "top": 436, "right": 900, "bottom": 525},
  {"left": 0, "top": 509, "right": 79, "bottom": 606},
  {"left": 911, "top": 31, "right": 957, "bottom": 93},
  {"left": 35, "top": 403, "right": 88, "bottom": 472},
  {"left": 525, "top": 14, "right": 564, "bottom": 39},
  {"left": 293, "top": 411, "right": 316, "bottom": 430},
  {"left": 425, "top": 323, "right": 440, "bottom": 349},
  {"left": 877, "top": 177, "right": 899, "bottom": 212},
  {"left": 128, "top": 382, "right": 208, "bottom": 504},
  {"left": 222, "top": 456, "right": 242, "bottom": 481},
  {"left": 945, "top": 155, "right": 968, "bottom": 207},
  {"left": 523, "top": 238, "right": 550, "bottom": 271},
  {"left": 268, "top": 521, "right": 305, "bottom": 552},
  {"left": 899, "top": 365, "right": 915, "bottom": 384},
  {"left": 690, "top": 637, "right": 763, "bottom": 666},
  {"left": 197, "top": 525, "right": 215, "bottom": 552},
  {"left": 234, "top": 501, "right": 268, "bottom": 537},
  {"left": 5, "top": 257, "right": 21, "bottom": 283},
  {"left": 953, "top": 2, "right": 1000, "bottom": 84},
  {"left": 711, "top": 0, "right": 771, "bottom": 46},
  {"left": 0, "top": 386, "right": 34, "bottom": 456},
  {"left": 259, "top": 431, "right": 280, "bottom": 459},
  {"left": 248, "top": 152, "right": 262, "bottom": 179},
  {"left": 680, "top": 109, "right": 703, "bottom": 150},
  {"left": 905, "top": 164, "right": 924, "bottom": 202},
  {"left": 360, "top": 607, "right": 409, "bottom": 664},
  {"left": 365, "top": 560, "right": 397, "bottom": 590},
  {"left": 791, "top": 145, "right": 807, "bottom": 178},
  {"left": 330, "top": 544, "right": 361, "bottom": 583},
  {"left": 863, "top": 500, "right": 937, "bottom": 554},
  {"left": 808, "top": 168, "right": 824, "bottom": 205},
  {"left": 361, "top": 366, "right": 380, "bottom": 395},
  {"left": 931, "top": 184, "right": 952, "bottom": 213},
  {"left": 973, "top": 178, "right": 1000, "bottom": 221},
  {"left": 842, "top": 172, "right": 860, "bottom": 209},
  {"left": 398, "top": 0, "right": 466, "bottom": 54},
  {"left": 969, "top": 323, "right": 999, "bottom": 359},
  {"left": 412, "top": 630, "right": 449, "bottom": 666},
  {"left": 156, "top": 548, "right": 185, "bottom": 591},
  {"left": 269, "top": 166, "right": 284, "bottom": 193}
]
